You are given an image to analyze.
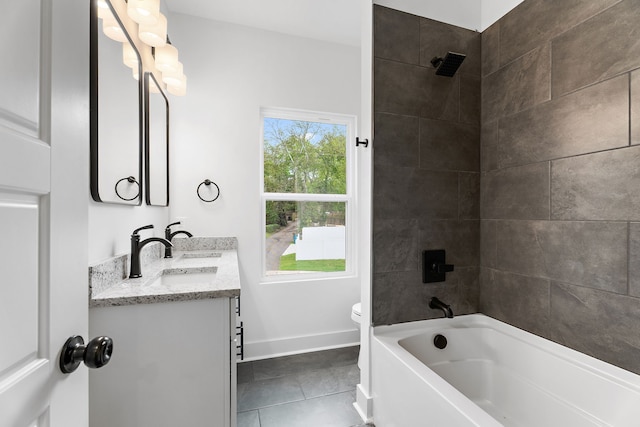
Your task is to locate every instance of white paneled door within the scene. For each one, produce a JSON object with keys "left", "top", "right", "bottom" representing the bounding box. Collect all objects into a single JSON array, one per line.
[{"left": 0, "top": 1, "right": 89, "bottom": 426}]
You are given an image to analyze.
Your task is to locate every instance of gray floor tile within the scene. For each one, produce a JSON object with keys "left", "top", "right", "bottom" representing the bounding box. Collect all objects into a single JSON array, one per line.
[
  {"left": 258, "top": 391, "right": 363, "bottom": 427},
  {"left": 252, "top": 346, "right": 359, "bottom": 380},
  {"left": 297, "top": 364, "right": 360, "bottom": 399},
  {"left": 237, "top": 361, "right": 254, "bottom": 384},
  {"left": 237, "top": 410, "right": 260, "bottom": 427},
  {"left": 237, "top": 376, "right": 305, "bottom": 412}
]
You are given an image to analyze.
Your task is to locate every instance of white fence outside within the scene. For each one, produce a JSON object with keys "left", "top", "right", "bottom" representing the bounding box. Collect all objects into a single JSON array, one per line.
[{"left": 296, "top": 226, "right": 345, "bottom": 260}]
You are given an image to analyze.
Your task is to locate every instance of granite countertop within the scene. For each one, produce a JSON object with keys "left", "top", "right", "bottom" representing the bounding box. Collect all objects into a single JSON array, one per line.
[{"left": 89, "top": 238, "right": 241, "bottom": 308}]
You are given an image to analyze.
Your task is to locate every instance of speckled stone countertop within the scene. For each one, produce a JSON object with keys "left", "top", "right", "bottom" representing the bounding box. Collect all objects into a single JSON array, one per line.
[{"left": 89, "top": 237, "right": 240, "bottom": 308}]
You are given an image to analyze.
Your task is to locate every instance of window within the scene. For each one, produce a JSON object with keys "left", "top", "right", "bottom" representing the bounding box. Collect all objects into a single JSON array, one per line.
[{"left": 260, "top": 108, "right": 355, "bottom": 280}]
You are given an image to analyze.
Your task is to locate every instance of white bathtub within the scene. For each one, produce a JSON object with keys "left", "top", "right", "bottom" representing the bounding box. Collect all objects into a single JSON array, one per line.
[{"left": 372, "top": 314, "right": 640, "bottom": 426}]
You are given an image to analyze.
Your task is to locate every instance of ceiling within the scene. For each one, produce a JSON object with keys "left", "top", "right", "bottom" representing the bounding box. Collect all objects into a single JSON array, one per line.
[{"left": 164, "top": 0, "right": 362, "bottom": 47}]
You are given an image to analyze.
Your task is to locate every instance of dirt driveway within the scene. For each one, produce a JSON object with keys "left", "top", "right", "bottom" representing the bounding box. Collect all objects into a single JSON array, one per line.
[{"left": 265, "top": 221, "right": 298, "bottom": 270}]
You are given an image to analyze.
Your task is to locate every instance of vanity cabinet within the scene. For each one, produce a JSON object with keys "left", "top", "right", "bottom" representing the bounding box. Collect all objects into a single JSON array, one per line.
[{"left": 89, "top": 297, "right": 237, "bottom": 427}]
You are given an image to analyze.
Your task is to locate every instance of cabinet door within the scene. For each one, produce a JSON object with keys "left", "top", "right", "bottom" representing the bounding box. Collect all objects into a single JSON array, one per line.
[
  {"left": 90, "top": 298, "right": 231, "bottom": 427},
  {"left": 229, "top": 298, "right": 238, "bottom": 427}
]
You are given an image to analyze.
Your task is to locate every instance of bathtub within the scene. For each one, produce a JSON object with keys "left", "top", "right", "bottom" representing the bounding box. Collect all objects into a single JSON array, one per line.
[{"left": 371, "top": 314, "right": 640, "bottom": 426}]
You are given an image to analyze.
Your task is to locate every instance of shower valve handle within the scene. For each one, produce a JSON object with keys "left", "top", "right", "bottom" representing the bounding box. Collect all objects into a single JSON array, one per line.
[{"left": 432, "top": 262, "right": 454, "bottom": 273}]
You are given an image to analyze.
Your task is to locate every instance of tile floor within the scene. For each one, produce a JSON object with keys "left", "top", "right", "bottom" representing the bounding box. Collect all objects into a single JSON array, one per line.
[{"left": 237, "top": 346, "right": 373, "bottom": 427}]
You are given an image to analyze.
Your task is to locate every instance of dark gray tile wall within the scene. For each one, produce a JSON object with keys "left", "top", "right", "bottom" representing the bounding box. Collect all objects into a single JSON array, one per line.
[
  {"left": 372, "top": 5, "right": 480, "bottom": 325},
  {"left": 498, "top": 0, "right": 621, "bottom": 67},
  {"left": 551, "top": 0, "right": 640, "bottom": 97},
  {"left": 481, "top": 0, "right": 640, "bottom": 374},
  {"left": 551, "top": 146, "right": 640, "bottom": 221},
  {"left": 549, "top": 283, "right": 640, "bottom": 374},
  {"left": 479, "top": 269, "right": 550, "bottom": 337},
  {"left": 632, "top": 71, "right": 640, "bottom": 146},
  {"left": 481, "top": 44, "right": 551, "bottom": 123},
  {"left": 481, "top": 162, "right": 550, "bottom": 220},
  {"left": 497, "top": 75, "right": 629, "bottom": 169},
  {"left": 495, "top": 221, "right": 627, "bottom": 293}
]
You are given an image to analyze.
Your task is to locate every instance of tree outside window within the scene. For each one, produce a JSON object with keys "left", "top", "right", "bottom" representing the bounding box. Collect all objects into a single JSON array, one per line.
[{"left": 261, "top": 110, "right": 354, "bottom": 278}]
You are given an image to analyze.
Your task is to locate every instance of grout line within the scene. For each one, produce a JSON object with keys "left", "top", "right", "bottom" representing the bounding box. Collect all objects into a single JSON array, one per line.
[
  {"left": 457, "top": 172, "right": 461, "bottom": 220},
  {"left": 629, "top": 72, "right": 632, "bottom": 147},
  {"left": 548, "top": 160, "right": 552, "bottom": 221},
  {"left": 547, "top": 277, "right": 552, "bottom": 321},
  {"left": 417, "top": 114, "right": 421, "bottom": 170},
  {"left": 549, "top": 40, "right": 554, "bottom": 101},
  {"left": 627, "top": 221, "right": 631, "bottom": 296}
]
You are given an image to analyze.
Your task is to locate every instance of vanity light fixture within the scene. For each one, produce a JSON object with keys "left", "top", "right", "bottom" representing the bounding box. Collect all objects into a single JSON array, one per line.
[
  {"left": 161, "top": 61, "right": 183, "bottom": 87},
  {"left": 122, "top": 43, "right": 139, "bottom": 68},
  {"left": 102, "top": 12, "right": 128, "bottom": 42},
  {"left": 163, "top": 65, "right": 186, "bottom": 96},
  {"left": 127, "top": 0, "right": 160, "bottom": 25},
  {"left": 154, "top": 42, "right": 179, "bottom": 73},
  {"left": 148, "top": 78, "right": 162, "bottom": 93},
  {"left": 139, "top": 12, "right": 167, "bottom": 47},
  {"left": 96, "top": 0, "right": 111, "bottom": 19},
  {"left": 166, "top": 76, "right": 186, "bottom": 96},
  {"left": 154, "top": 37, "right": 186, "bottom": 96},
  {"left": 96, "top": 0, "right": 186, "bottom": 95}
]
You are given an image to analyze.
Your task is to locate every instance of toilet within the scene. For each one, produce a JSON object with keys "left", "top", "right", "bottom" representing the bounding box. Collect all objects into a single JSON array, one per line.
[
  {"left": 351, "top": 302, "right": 362, "bottom": 325},
  {"left": 351, "top": 302, "right": 362, "bottom": 368}
]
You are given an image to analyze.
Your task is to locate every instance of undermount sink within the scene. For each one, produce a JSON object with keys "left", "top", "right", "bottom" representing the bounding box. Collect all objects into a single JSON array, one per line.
[
  {"left": 149, "top": 270, "right": 218, "bottom": 288},
  {"left": 181, "top": 251, "right": 222, "bottom": 259}
]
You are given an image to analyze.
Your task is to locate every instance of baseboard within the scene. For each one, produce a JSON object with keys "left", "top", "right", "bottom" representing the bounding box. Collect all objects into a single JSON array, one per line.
[
  {"left": 354, "top": 383, "right": 374, "bottom": 422},
  {"left": 242, "top": 328, "right": 359, "bottom": 361}
]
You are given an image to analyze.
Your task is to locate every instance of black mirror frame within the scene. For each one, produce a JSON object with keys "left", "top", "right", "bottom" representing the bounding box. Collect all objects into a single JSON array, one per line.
[
  {"left": 90, "top": 0, "right": 144, "bottom": 205},
  {"left": 144, "top": 72, "right": 170, "bottom": 206}
]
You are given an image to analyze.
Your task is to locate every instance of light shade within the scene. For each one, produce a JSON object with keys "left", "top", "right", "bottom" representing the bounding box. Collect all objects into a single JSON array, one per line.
[
  {"left": 132, "top": 67, "right": 140, "bottom": 81},
  {"left": 161, "top": 61, "right": 183, "bottom": 87},
  {"left": 122, "top": 43, "right": 138, "bottom": 68},
  {"left": 148, "top": 75, "right": 163, "bottom": 93},
  {"left": 127, "top": 0, "right": 160, "bottom": 25},
  {"left": 138, "top": 13, "right": 167, "bottom": 47},
  {"left": 154, "top": 43, "right": 179, "bottom": 73},
  {"left": 102, "top": 14, "right": 128, "bottom": 43},
  {"left": 96, "top": 0, "right": 111, "bottom": 19},
  {"left": 167, "top": 77, "right": 187, "bottom": 96}
]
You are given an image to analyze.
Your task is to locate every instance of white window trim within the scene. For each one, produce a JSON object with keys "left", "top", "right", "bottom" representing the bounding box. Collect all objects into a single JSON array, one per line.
[{"left": 259, "top": 107, "right": 357, "bottom": 283}]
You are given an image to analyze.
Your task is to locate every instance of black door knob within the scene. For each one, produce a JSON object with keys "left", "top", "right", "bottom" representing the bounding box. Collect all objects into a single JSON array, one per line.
[{"left": 59, "top": 335, "right": 114, "bottom": 374}]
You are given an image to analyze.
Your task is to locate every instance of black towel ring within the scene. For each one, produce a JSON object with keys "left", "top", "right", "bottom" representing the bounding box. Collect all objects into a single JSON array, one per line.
[
  {"left": 115, "top": 176, "right": 140, "bottom": 201},
  {"left": 197, "top": 179, "right": 220, "bottom": 203}
]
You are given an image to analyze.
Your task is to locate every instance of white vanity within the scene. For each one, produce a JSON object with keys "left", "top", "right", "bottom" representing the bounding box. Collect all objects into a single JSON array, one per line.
[{"left": 88, "top": 237, "right": 240, "bottom": 427}]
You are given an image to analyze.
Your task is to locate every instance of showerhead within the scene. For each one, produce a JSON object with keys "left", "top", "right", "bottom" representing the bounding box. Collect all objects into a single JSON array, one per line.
[{"left": 430, "top": 52, "right": 466, "bottom": 77}]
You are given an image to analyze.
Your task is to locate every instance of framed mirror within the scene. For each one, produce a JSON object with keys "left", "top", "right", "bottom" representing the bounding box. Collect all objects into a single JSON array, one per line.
[
  {"left": 144, "top": 72, "right": 169, "bottom": 206},
  {"left": 90, "top": 0, "right": 143, "bottom": 205}
]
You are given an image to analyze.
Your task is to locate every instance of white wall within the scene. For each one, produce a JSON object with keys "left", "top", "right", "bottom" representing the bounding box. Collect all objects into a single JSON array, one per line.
[
  {"left": 374, "top": 0, "right": 524, "bottom": 31},
  {"left": 168, "top": 14, "right": 361, "bottom": 359},
  {"left": 88, "top": 203, "right": 168, "bottom": 263},
  {"left": 375, "top": 0, "right": 481, "bottom": 30},
  {"left": 481, "top": 0, "right": 524, "bottom": 30}
]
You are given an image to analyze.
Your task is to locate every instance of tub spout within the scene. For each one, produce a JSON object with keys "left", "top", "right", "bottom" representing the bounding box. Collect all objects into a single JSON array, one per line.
[{"left": 429, "top": 297, "right": 453, "bottom": 318}]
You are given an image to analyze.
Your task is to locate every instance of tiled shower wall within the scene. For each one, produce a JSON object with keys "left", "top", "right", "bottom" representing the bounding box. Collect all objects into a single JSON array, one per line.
[
  {"left": 372, "top": 6, "right": 481, "bottom": 325},
  {"left": 480, "top": 0, "right": 640, "bottom": 374}
]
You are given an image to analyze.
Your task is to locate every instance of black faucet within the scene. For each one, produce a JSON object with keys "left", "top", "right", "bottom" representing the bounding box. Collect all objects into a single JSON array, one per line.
[
  {"left": 129, "top": 225, "right": 173, "bottom": 278},
  {"left": 429, "top": 297, "right": 454, "bottom": 319},
  {"left": 164, "top": 221, "right": 193, "bottom": 258}
]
